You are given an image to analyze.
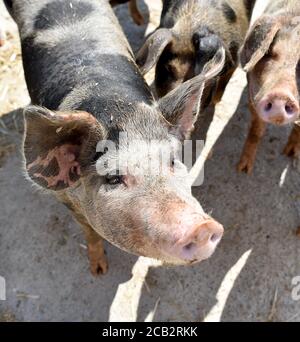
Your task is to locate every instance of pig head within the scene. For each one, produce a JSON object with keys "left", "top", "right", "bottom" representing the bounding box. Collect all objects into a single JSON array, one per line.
[
  {"left": 136, "top": 0, "right": 255, "bottom": 103},
  {"left": 240, "top": 15, "right": 300, "bottom": 126},
  {"left": 23, "top": 51, "right": 225, "bottom": 266},
  {"left": 237, "top": 6, "right": 300, "bottom": 174}
]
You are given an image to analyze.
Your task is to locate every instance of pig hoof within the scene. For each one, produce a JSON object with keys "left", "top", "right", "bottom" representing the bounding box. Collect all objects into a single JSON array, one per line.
[
  {"left": 237, "top": 157, "right": 253, "bottom": 174},
  {"left": 283, "top": 143, "right": 300, "bottom": 171},
  {"left": 129, "top": 1, "right": 144, "bottom": 26},
  {"left": 283, "top": 142, "right": 300, "bottom": 159},
  {"left": 90, "top": 257, "right": 108, "bottom": 276},
  {"left": 88, "top": 242, "right": 108, "bottom": 276}
]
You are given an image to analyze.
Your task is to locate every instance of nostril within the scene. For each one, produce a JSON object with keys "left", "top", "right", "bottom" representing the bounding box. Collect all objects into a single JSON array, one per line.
[
  {"left": 210, "top": 233, "right": 221, "bottom": 243},
  {"left": 183, "top": 242, "right": 196, "bottom": 251},
  {"left": 265, "top": 102, "right": 273, "bottom": 112},
  {"left": 285, "top": 104, "right": 295, "bottom": 115}
]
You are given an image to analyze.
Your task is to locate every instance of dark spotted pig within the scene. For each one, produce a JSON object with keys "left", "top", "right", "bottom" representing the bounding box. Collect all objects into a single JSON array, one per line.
[
  {"left": 5, "top": 0, "right": 225, "bottom": 275},
  {"left": 237, "top": 0, "right": 300, "bottom": 174},
  {"left": 137, "top": 0, "right": 256, "bottom": 107}
]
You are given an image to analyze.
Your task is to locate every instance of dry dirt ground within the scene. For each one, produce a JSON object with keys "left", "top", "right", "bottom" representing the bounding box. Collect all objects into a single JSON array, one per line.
[{"left": 0, "top": 0, "right": 300, "bottom": 322}]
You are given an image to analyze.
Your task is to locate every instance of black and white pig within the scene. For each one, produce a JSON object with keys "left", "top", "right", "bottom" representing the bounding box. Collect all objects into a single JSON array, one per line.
[
  {"left": 137, "top": 0, "right": 256, "bottom": 107},
  {"left": 5, "top": 0, "right": 224, "bottom": 275}
]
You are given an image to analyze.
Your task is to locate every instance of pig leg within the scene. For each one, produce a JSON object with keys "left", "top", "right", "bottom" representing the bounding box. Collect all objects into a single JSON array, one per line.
[
  {"left": 237, "top": 104, "right": 266, "bottom": 174},
  {"left": 84, "top": 229, "right": 108, "bottom": 276},
  {"left": 128, "top": 0, "right": 144, "bottom": 26},
  {"left": 283, "top": 124, "right": 300, "bottom": 158},
  {"left": 83, "top": 224, "right": 108, "bottom": 276},
  {"left": 70, "top": 209, "right": 108, "bottom": 276}
]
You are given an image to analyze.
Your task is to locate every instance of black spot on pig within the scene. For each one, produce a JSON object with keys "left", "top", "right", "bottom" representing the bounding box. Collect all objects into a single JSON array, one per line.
[
  {"left": 243, "top": 0, "right": 256, "bottom": 21},
  {"left": 222, "top": 2, "right": 237, "bottom": 23},
  {"left": 160, "top": 0, "right": 182, "bottom": 27},
  {"left": 34, "top": 0, "right": 94, "bottom": 30},
  {"left": 72, "top": 54, "right": 153, "bottom": 125},
  {"left": 21, "top": 36, "right": 99, "bottom": 109},
  {"left": 245, "top": 21, "right": 275, "bottom": 58}
]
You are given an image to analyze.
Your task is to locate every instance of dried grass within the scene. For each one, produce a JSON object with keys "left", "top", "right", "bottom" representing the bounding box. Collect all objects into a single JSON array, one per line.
[{"left": 0, "top": 27, "right": 29, "bottom": 117}]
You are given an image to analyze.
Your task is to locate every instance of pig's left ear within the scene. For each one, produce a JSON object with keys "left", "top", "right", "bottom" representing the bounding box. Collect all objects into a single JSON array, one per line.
[
  {"left": 136, "top": 28, "right": 173, "bottom": 75},
  {"left": 158, "top": 47, "right": 225, "bottom": 140},
  {"left": 240, "top": 15, "right": 282, "bottom": 72},
  {"left": 23, "top": 106, "right": 105, "bottom": 191}
]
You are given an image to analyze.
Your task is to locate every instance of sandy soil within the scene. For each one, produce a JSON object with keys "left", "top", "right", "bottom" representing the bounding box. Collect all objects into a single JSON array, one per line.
[{"left": 0, "top": 0, "right": 300, "bottom": 322}]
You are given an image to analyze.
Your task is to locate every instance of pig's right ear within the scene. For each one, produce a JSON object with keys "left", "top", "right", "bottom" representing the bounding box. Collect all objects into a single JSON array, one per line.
[
  {"left": 136, "top": 28, "right": 173, "bottom": 75},
  {"left": 23, "top": 106, "right": 105, "bottom": 191},
  {"left": 240, "top": 15, "right": 281, "bottom": 72},
  {"left": 158, "top": 47, "right": 225, "bottom": 140}
]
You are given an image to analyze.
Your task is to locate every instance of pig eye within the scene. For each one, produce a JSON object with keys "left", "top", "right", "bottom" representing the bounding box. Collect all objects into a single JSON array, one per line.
[
  {"left": 166, "top": 63, "right": 175, "bottom": 75},
  {"left": 171, "top": 158, "right": 177, "bottom": 170},
  {"left": 106, "top": 174, "right": 123, "bottom": 185},
  {"left": 264, "top": 50, "right": 272, "bottom": 58}
]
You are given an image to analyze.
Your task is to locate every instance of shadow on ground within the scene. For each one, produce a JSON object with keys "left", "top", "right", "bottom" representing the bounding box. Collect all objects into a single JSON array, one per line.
[
  {"left": 134, "top": 87, "right": 300, "bottom": 322},
  {"left": 0, "top": 110, "right": 139, "bottom": 322}
]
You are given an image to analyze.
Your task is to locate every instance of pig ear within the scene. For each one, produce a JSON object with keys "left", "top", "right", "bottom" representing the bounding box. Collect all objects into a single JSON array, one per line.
[
  {"left": 240, "top": 15, "right": 281, "bottom": 72},
  {"left": 23, "top": 106, "right": 105, "bottom": 191},
  {"left": 136, "top": 28, "right": 173, "bottom": 75},
  {"left": 158, "top": 47, "right": 226, "bottom": 140}
]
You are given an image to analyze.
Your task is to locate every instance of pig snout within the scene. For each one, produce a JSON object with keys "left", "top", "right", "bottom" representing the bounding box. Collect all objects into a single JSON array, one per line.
[
  {"left": 165, "top": 218, "right": 224, "bottom": 264},
  {"left": 257, "top": 92, "right": 299, "bottom": 125}
]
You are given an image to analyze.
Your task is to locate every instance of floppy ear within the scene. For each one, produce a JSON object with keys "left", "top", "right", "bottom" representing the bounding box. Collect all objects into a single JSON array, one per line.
[
  {"left": 23, "top": 106, "right": 105, "bottom": 191},
  {"left": 136, "top": 28, "right": 173, "bottom": 75},
  {"left": 158, "top": 47, "right": 226, "bottom": 140},
  {"left": 240, "top": 15, "right": 282, "bottom": 72}
]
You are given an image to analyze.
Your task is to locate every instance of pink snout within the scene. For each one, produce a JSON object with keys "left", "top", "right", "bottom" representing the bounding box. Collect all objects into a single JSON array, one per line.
[
  {"left": 167, "top": 219, "right": 224, "bottom": 263},
  {"left": 257, "top": 92, "right": 299, "bottom": 125}
]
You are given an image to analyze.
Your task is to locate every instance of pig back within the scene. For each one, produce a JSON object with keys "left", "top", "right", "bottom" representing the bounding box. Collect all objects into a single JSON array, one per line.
[{"left": 11, "top": 0, "right": 153, "bottom": 119}]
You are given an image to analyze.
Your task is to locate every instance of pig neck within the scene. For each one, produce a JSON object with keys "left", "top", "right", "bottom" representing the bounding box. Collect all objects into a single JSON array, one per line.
[
  {"left": 54, "top": 48, "right": 165, "bottom": 141},
  {"left": 58, "top": 54, "right": 156, "bottom": 131}
]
